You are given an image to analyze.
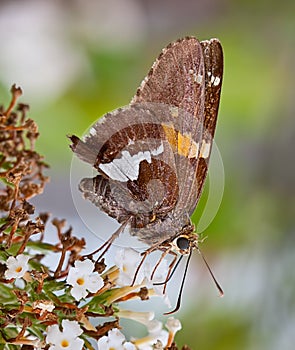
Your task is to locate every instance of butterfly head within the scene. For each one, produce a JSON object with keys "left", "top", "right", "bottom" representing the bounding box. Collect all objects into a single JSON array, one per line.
[{"left": 171, "top": 225, "right": 199, "bottom": 256}]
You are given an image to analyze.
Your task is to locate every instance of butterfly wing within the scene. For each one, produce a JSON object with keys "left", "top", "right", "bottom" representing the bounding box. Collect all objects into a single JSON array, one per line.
[
  {"left": 131, "top": 37, "right": 205, "bottom": 119},
  {"left": 131, "top": 37, "right": 223, "bottom": 217},
  {"left": 70, "top": 104, "right": 181, "bottom": 229},
  {"left": 70, "top": 37, "right": 223, "bottom": 244},
  {"left": 185, "top": 38, "right": 223, "bottom": 215}
]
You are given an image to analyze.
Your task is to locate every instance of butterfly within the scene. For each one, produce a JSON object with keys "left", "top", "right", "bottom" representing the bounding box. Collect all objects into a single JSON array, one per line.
[{"left": 69, "top": 36, "right": 223, "bottom": 313}]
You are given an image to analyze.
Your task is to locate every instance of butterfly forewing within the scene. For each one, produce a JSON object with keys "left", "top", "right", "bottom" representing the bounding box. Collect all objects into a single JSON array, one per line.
[
  {"left": 131, "top": 37, "right": 212, "bottom": 218},
  {"left": 131, "top": 37, "right": 205, "bottom": 120}
]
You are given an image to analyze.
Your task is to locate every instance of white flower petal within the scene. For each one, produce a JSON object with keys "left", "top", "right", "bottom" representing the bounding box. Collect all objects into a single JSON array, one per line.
[
  {"left": 49, "top": 333, "right": 66, "bottom": 348},
  {"left": 162, "top": 293, "right": 171, "bottom": 308},
  {"left": 165, "top": 317, "right": 182, "bottom": 334},
  {"left": 97, "top": 336, "right": 108, "bottom": 349},
  {"left": 16, "top": 254, "right": 30, "bottom": 265},
  {"left": 147, "top": 320, "right": 163, "bottom": 335},
  {"left": 136, "top": 345, "right": 153, "bottom": 350},
  {"left": 124, "top": 342, "right": 136, "bottom": 350},
  {"left": 67, "top": 337, "right": 84, "bottom": 350},
  {"left": 62, "top": 320, "right": 83, "bottom": 337},
  {"left": 115, "top": 248, "right": 147, "bottom": 286},
  {"left": 74, "top": 259, "right": 95, "bottom": 274},
  {"left": 107, "top": 328, "right": 126, "bottom": 346},
  {"left": 115, "top": 248, "right": 141, "bottom": 273},
  {"left": 4, "top": 269, "right": 18, "bottom": 279},
  {"left": 137, "top": 343, "right": 153, "bottom": 350},
  {"left": 86, "top": 274, "right": 104, "bottom": 293},
  {"left": 46, "top": 324, "right": 61, "bottom": 344},
  {"left": 70, "top": 285, "right": 88, "bottom": 301},
  {"left": 124, "top": 344, "right": 136, "bottom": 350},
  {"left": 66, "top": 267, "right": 80, "bottom": 286},
  {"left": 97, "top": 328, "right": 130, "bottom": 349},
  {"left": 133, "top": 319, "right": 169, "bottom": 350},
  {"left": 153, "top": 330, "right": 168, "bottom": 348},
  {"left": 116, "top": 272, "right": 133, "bottom": 286}
]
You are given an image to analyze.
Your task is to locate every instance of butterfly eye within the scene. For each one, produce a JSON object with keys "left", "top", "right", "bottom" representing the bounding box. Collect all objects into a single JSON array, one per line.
[{"left": 176, "top": 236, "right": 190, "bottom": 251}]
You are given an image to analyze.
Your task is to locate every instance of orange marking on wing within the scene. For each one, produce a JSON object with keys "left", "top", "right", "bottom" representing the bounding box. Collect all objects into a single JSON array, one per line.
[{"left": 162, "top": 124, "right": 199, "bottom": 158}]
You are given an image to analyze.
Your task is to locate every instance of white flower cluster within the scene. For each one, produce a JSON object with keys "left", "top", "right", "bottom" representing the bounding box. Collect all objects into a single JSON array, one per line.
[
  {"left": 114, "top": 247, "right": 171, "bottom": 305},
  {"left": 97, "top": 328, "right": 136, "bottom": 350},
  {"left": 44, "top": 248, "right": 181, "bottom": 349},
  {"left": 65, "top": 248, "right": 171, "bottom": 304},
  {"left": 45, "top": 317, "right": 182, "bottom": 350},
  {"left": 98, "top": 316, "right": 182, "bottom": 350}
]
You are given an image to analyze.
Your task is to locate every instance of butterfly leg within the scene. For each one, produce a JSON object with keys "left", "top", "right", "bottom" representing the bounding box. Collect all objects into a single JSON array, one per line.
[
  {"left": 131, "top": 245, "right": 159, "bottom": 286},
  {"left": 158, "top": 250, "right": 178, "bottom": 294},
  {"left": 85, "top": 219, "right": 131, "bottom": 261},
  {"left": 150, "top": 248, "right": 173, "bottom": 280}
]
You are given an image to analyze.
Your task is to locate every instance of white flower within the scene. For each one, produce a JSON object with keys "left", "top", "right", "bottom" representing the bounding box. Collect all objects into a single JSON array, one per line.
[
  {"left": 97, "top": 328, "right": 136, "bottom": 350},
  {"left": 66, "top": 259, "right": 104, "bottom": 301},
  {"left": 46, "top": 319, "right": 83, "bottom": 350},
  {"left": 133, "top": 320, "right": 168, "bottom": 350},
  {"left": 4, "top": 254, "right": 30, "bottom": 279},
  {"left": 147, "top": 319, "right": 163, "bottom": 335},
  {"left": 115, "top": 248, "right": 143, "bottom": 286},
  {"left": 124, "top": 343, "right": 137, "bottom": 350},
  {"left": 165, "top": 317, "right": 182, "bottom": 334}
]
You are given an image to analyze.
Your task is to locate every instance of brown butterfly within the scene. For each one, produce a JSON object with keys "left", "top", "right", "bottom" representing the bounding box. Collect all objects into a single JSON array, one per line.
[{"left": 69, "top": 36, "right": 224, "bottom": 313}]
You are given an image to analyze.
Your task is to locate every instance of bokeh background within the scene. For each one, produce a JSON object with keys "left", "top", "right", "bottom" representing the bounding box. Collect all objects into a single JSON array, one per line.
[{"left": 1, "top": 0, "right": 294, "bottom": 349}]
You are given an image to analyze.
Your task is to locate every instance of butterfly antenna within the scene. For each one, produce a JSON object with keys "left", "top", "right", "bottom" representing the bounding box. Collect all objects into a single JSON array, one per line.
[
  {"left": 153, "top": 255, "right": 183, "bottom": 286},
  {"left": 197, "top": 247, "right": 224, "bottom": 296},
  {"left": 164, "top": 250, "right": 192, "bottom": 315}
]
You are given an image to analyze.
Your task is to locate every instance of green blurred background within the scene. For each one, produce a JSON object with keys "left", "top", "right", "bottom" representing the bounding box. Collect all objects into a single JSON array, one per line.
[{"left": 1, "top": 0, "right": 294, "bottom": 349}]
